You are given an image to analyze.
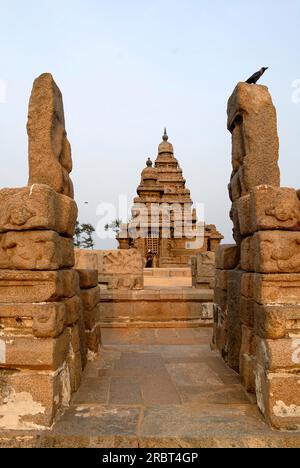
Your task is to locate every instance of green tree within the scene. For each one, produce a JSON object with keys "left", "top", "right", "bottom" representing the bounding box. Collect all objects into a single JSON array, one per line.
[
  {"left": 104, "top": 219, "right": 122, "bottom": 234},
  {"left": 73, "top": 221, "right": 96, "bottom": 249}
]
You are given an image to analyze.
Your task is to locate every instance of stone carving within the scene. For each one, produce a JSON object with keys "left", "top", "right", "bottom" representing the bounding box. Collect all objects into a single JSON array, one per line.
[
  {"left": 238, "top": 186, "right": 300, "bottom": 237},
  {"left": 27, "top": 73, "right": 74, "bottom": 198},
  {"left": 0, "top": 185, "right": 77, "bottom": 237},
  {"left": 75, "top": 249, "right": 144, "bottom": 290},
  {"left": 0, "top": 231, "right": 74, "bottom": 270},
  {"left": 241, "top": 231, "right": 300, "bottom": 273}
]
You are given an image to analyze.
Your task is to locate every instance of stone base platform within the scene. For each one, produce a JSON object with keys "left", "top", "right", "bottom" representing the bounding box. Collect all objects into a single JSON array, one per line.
[
  {"left": 144, "top": 268, "right": 192, "bottom": 288},
  {"left": 1, "top": 328, "right": 299, "bottom": 448},
  {"left": 99, "top": 288, "right": 213, "bottom": 328}
]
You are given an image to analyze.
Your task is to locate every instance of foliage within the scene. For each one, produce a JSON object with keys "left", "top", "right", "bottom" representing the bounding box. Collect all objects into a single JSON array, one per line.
[{"left": 74, "top": 221, "right": 96, "bottom": 249}]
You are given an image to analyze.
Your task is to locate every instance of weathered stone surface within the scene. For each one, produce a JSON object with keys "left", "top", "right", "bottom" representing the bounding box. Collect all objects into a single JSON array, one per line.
[
  {"left": 27, "top": 73, "right": 74, "bottom": 198},
  {"left": 226, "top": 270, "right": 243, "bottom": 371},
  {"left": 238, "top": 186, "right": 300, "bottom": 237},
  {"left": 240, "top": 354, "right": 256, "bottom": 394},
  {"left": 227, "top": 83, "right": 280, "bottom": 198},
  {"left": 84, "top": 304, "right": 101, "bottom": 331},
  {"left": 68, "top": 350, "right": 82, "bottom": 394},
  {"left": 86, "top": 325, "right": 102, "bottom": 353},
  {"left": 257, "top": 337, "right": 300, "bottom": 371},
  {"left": 0, "top": 329, "right": 70, "bottom": 370},
  {"left": 32, "top": 302, "right": 66, "bottom": 338},
  {"left": 0, "top": 270, "right": 79, "bottom": 303},
  {"left": 0, "top": 231, "right": 74, "bottom": 270},
  {"left": 0, "top": 366, "right": 71, "bottom": 429},
  {"left": 74, "top": 249, "right": 98, "bottom": 270},
  {"left": 194, "top": 276, "right": 215, "bottom": 289},
  {"left": 80, "top": 287, "right": 100, "bottom": 312},
  {"left": 256, "top": 366, "right": 300, "bottom": 430},
  {"left": 215, "top": 270, "right": 229, "bottom": 291},
  {"left": 215, "top": 244, "right": 240, "bottom": 270},
  {"left": 254, "top": 303, "right": 300, "bottom": 340},
  {"left": 64, "top": 296, "right": 82, "bottom": 326},
  {"left": 75, "top": 249, "right": 144, "bottom": 290},
  {"left": 76, "top": 270, "right": 98, "bottom": 289},
  {"left": 241, "top": 231, "right": 300, "bottom": 273},
  {"left": 240, "top": 296, "right": 255, "bottom": 327},
  {"left": 0, "top": 185, "right": 77, "bottom": 237},
  {"left": 241, "top": 273, "right": 300, "bottom": 305},
  {"left": 214, "top": 287, "right": 228, "bottom": 315},
  {"left": 195, "top": 252, "right": 215, "bottom": 277}
]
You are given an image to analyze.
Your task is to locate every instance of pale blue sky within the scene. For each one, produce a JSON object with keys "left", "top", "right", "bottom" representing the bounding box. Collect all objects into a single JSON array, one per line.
[{"left": 0, "top": 0, "right": 299, "bottom": 248}]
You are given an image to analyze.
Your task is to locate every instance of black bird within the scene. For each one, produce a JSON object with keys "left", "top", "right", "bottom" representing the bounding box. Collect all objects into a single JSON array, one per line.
[{"left": 245, "top": 67, "right": 268, "bottom": 84}]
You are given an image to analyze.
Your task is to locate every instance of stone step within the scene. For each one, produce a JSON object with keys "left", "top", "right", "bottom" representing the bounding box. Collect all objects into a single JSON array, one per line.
[{"left": 99, "top": 287, "right": 214, "bottom": 328}]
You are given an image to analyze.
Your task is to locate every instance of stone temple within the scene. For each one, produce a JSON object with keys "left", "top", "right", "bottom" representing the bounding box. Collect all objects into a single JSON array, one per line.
[{"left": 117, "top": 129, "right": 223, "bottom": 268}]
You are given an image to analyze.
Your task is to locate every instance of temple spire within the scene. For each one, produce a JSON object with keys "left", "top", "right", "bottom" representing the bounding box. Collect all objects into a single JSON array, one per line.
[{"left": 163, "top": 128, "right": 169, "bottom": 142}]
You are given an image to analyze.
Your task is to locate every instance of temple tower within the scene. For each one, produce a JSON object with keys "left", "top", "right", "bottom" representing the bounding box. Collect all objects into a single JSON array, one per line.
[{"left": 118, "top": 130, "right": 223, "bottom": 267}]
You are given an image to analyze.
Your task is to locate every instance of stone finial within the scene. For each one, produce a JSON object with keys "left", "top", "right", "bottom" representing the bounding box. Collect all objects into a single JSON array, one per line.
[
  {"left": 27, "top": 73, "right": 74, "bottom": 198},
  {"left": 146, "top": 158, "right": 153, "bottom": 168},
  {"left": 163, "top": 128, "right": 169, "bottom": 142}
]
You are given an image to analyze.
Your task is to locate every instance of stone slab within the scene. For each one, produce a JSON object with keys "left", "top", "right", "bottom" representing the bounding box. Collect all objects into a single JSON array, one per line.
[
  {"left": 0, "top": 185, "right": 77, "bottom": 237},
  {"left": 0, "top": 270, "right": 79, "bottom": 303},
  {"left": 0, "top": 231, "right": 74, "bottom": 270}
]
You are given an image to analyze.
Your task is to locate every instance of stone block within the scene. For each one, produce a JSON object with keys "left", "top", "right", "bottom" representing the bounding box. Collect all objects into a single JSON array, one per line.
[
  {"left": 76, "top": 269, "right": 98, "bottom": 289},
  {"left": 215, "top": 244, "right": 240, "bottom": 270},
  {"left": 195, "top": 252, "right": 215, "bottom": 277},
  {"left": 68, "top": 350, "right": 82, "bottom": 394},
  {"left": 214, "top": 287, "right": 228, "bottom": 315},
  {"left": 83, "top": 303, "right": 101, "bottom": 331},
  {"left": 86, "top": 325, "right": 102, "bottom": 353},
  {"left": 257, "top": 337, "right": 300, "bottom": 371},
  {"left": 254, "top": 303, "right": 300, "bottom": 340},
  {"left": 0, "top": 185, "right": 77, "bottom": 237},
  {"left": 0, "top": 366, "right": 71, "bottom": 429},
  {"left": 240, "top": 354, "right": 256, "bottom": 394},
  {"left": 227, "top": 83, "right": 280, "bottom": 194},
  {"left": 80, "top": 286, "right": 100, "bottom": 311},
  {"left": 194, "top": 276, "right": 215, "bottom": 289},
  {"left": 0, "top": 329, "right": 70, "bottom": 370},
  {"left": 0, "top": 231, "right": 74, "bottom": 270},
  {"left": 0, "top": 269, "right": 79, "bottom": 303},
  {"left": 241, "top": 273, "right": 300, "bottom": 305},
  {"left": 32, "top": 302, "right": 66, "bottom": 338},
  {"left": 226, "top": 270, "right": 243, "bottom": 371},
  {"left": 241, "top": 231, "right": 300, "bottom": 273},
  {"left": 240, "top": 296, "right": 255, "bottom": 327},
  {"left": 27, "top": 73, "right": 74, "bottom": 198},
  {"left": 240, "top": 325, "right": 256, "bottom": 357},
  {"left": 238, "top": 186, "right": 300, "bottom": 237},
  {"left": 64, "top": 296, "right": 82, "bottom": 326},
  {"left": 256, "top": 366, "right": 300, "bottom": 430},
  {"left": 215, "top": 270, "right": 229, "bottom": 291}
]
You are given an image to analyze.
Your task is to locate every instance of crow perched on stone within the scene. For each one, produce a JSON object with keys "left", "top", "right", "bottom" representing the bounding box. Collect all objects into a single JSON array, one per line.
[{"left": 246, "top": 67, "right": 268, "bottom": 84}]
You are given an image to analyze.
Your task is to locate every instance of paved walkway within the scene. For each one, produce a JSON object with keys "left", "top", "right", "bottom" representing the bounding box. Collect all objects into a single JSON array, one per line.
[{"left": 42, "top": 328, "right": 299, "bottom": 448}]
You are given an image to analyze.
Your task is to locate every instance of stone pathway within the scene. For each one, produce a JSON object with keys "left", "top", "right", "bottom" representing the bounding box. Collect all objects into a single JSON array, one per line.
[{"left": 40, "top": 328, "right": 299, "bottom": 448}]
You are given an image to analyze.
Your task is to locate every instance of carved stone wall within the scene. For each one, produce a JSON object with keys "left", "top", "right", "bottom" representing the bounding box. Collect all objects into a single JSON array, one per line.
[{"left": 75, "top": 249, "right": 144, "bottom": 290}]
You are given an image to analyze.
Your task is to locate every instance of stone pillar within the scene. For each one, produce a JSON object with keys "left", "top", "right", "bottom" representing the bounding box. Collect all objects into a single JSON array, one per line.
[
  {"left": 238, "top": 186, "right": 300, "bottom": 429},
  {"left": 0, "top": 74, "right": 82, "bottom": 430},
  {"left": 214, "top": 82, "right": 300, "bottom": 430}
]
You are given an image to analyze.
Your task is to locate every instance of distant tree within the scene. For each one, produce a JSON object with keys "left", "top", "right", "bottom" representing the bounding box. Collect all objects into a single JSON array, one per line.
[
  {"left": 81, "top": 223, "right": 96, "bottom": 250},
  {"left": 104, "top": 219, "right": 122, "bottom": 235},
  {"left": 74, "top": 221, "right": 82, "bottom": 248},
  {"left": 73, "top": 221, "right": 96, "bottom": 249}
]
